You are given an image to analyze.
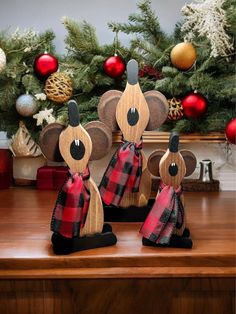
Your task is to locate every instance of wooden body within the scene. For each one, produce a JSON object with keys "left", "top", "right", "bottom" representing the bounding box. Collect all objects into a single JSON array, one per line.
[{"left": 0, "top": 188, "right": 235, "bottom": 313}]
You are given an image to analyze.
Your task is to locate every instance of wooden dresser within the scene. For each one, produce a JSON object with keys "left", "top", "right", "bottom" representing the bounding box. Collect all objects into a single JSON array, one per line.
[{"left": 0, "top": 188, "right": 235, "bottom": 314}]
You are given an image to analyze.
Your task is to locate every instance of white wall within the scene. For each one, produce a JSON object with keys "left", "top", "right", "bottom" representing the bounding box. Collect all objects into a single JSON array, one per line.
[{"left": 0, "top": 0, "right": 191, "bottom": 53}]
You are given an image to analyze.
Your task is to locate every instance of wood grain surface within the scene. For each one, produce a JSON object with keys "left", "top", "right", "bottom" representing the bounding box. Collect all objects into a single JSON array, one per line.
[{"left": 0, "top": 188, "right": 235, "bottom": 314}]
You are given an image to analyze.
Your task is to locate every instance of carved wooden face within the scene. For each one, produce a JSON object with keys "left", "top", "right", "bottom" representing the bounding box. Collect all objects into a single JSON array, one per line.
[
  {"left": 148, "top": 133, "right": 197, "bottom": 188},
  {"left": 59, "top": 100, "right": 92, "bottom": 173}
]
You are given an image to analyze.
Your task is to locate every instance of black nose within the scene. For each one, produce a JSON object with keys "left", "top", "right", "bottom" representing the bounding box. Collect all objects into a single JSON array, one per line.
[
  {"left": 127, "top": 108, "right": 139, "bottom": 126},
  {"left": 70, "top": 139, "right": 85, "bottom": 160}
]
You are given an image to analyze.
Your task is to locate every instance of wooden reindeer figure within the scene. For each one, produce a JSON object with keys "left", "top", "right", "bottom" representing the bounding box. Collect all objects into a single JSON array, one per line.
[
  {"left": 98, "top": 59, "right": 169, "bottom": 212},
  {"left": 49, "top": 100, "right": 117, "bottom": 254},
  {"left": 140, "top": 132, "right": 197, "bottom": 248}
]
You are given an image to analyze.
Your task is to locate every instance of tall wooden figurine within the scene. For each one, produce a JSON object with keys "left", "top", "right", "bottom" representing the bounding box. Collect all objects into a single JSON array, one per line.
[
  {"left": 50, "top": 100, "right": 117, "bottom": 254},
  {"left": 97, "top": 59, "right": 169, "bottom": 219},
  {"left": 140, "top": 132, "right": 197, "bottom": 248}
]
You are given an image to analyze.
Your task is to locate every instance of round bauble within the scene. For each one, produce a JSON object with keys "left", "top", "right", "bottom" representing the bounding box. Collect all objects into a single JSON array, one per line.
[
  {"left": 182, "top": 92, "right": 207, "bottom": 119},
  {"left": 225, "top": 118, "right": 236, "bottom": 145},
  {"left": 170, "top": 42, "right": 196, "bottom": 71},
  {"left": 0, "top": 48, "right": 6, "bottom": 73},
  {"left": 167, "top": 97, "right": 183, "bottom": 121},
  {"left": 16, "top": 94, "right": 38, "bottom": 117},
  {"left": 103, "top": 55, "right": 126, "bottom": 78},
  {"left": 45, "top": 72, "right": 73, "bottom": 103},
  {"left": 34, "top": 52, "right": 58, "bottom": 80}
]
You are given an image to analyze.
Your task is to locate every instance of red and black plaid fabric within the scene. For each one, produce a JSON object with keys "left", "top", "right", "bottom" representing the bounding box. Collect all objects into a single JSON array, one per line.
[
  {"left": 140, "top": 181, "right": 184, "bottom": 245},
  {"left": 99, "top": 140, "right": 142, "bottom": 206},
  {"left": 51, "top": 167, "right": 90, "bottom": 238}
]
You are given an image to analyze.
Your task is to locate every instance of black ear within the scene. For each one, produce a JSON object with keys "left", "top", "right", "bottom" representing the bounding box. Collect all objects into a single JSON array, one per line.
[
  {"left": 180, "top": 150, "right": 197, "bottom": 177},
  {"left": 147, "top": 149, "right": 166, "bottom": 177},
  {"left": 84, "top": 121, "right": 112, "bottom": 161},
  {"left": 39, "top": 123, "right": 65, "bottom": 162}
]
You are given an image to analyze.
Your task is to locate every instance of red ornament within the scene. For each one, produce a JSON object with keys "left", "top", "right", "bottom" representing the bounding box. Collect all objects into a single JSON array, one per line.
[
  {"left": 103, "top": 55, "right": 126, "bottom": 78},
  {"left": 34, "top": 52, "right": 58, "bottom": 80},
  {"left": 225, "top": 118, "right": 236, "bottom": 145},
  {"left": 182, "top": 92, "right": 207, "bottom": 118}
]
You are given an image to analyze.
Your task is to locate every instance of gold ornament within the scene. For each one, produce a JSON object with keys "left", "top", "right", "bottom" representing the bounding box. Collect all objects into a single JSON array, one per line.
[
  {"left": 170, "top": 42, "right": 196, "bottom": 70},
  {"left": 167, "top": 98, "right": 183, "bottom": 121},
  {"left": 45, "top": 72, "right": 73, "bottom": 103},
  {"left": 10, "top": 121, "right": 42, "bottom": 157}
]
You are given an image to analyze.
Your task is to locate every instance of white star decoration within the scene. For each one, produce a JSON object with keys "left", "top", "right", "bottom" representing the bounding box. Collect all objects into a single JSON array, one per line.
[
  {"left": 33, "top": 108, "right": 56, "bottom": 126},
  {"left": 181, "top": 0, "right": 234, "bottom": 58}
]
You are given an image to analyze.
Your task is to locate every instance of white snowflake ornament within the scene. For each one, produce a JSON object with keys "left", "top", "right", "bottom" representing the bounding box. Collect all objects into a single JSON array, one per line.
[{"left": 33, "top": 108, "right": 56, "bottom": 126}]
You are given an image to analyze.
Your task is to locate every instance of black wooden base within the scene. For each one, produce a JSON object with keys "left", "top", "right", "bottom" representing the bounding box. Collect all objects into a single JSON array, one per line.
[
  {"left": 104, "top": 199, "right": 155, "bottom": 222},
  {"left": 142, "top": 228, "right": 193, "bottom": 249},
  {"left": 51, "top": 224, "right": 117, "bottom": 255}
]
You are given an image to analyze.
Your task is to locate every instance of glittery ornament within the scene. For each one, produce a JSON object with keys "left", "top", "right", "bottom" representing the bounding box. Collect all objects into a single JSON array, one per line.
[
  {"left": 167, "top": 98, "right": 184, "bottom": 121},
  {"left": 16, "top": 94, "right": 38, "bottom": 117},
  {"left": 0, "top": 48, "right": 6, "bottom": 73},
  {"left": 103, "top": 55, "right": 126, "bottom": 78},
  {"left": 45, "top": 72, "right": 73, "bottom": 103}
]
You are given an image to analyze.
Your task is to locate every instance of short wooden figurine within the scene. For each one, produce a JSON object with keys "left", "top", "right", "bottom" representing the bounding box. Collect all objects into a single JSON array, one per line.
[
  {"left": 49, "top": 100, "right": 117, "bottom": 254},
  {"left": 97, "top": 59, "right": 169, "bottom": 220},
  {"left": 140, "top": 132, "right": 197, "bottom": 248}
]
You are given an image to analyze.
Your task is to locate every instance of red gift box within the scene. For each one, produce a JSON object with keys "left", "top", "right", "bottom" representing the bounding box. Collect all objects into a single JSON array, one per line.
[
  {"left": 36, "top": 166, "right": 68, "bottom": 190},
  {"left": 0, "top": 149, "right": 12, "bottom": 189}
]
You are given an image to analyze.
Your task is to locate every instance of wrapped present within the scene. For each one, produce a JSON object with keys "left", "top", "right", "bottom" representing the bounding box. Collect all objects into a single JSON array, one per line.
[{"left": 36, "top": 166, "right": 68, "bottom": 190}]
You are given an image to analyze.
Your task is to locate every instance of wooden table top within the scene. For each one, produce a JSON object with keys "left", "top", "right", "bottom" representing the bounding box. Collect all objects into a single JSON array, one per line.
[{"left": 0, "top": 188, "right": 235, "bottom": 279}]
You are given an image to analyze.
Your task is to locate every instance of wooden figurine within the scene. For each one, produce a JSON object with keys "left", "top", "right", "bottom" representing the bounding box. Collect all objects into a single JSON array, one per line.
[
  {"left": 97, "top": 59, "right": 169, "bottom": 214},
  {"left": 140, "top": 132, "right": 197, "bottom": 248},
  {"left": 43, "top": 100, "right": 117, "bottom": 254}
]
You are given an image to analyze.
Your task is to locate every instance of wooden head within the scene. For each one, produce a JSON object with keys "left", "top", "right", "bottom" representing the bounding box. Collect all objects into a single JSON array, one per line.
[
  {"left": 97, "top": 60, "right": 169, "bottom": 142},
  {"left": 148, "top": 132, "right": 197, "bottom": 188},
  {"left": 59, "top": 100, "right": 92, "bottom": 173}
]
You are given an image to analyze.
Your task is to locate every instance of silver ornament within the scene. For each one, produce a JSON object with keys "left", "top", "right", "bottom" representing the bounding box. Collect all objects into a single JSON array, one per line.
[
  {"left": 0, "top": 48, "right": 6, "bottom": 73},
  {"left": 16, "top": 94, "right": 38, "bottom": 117}
]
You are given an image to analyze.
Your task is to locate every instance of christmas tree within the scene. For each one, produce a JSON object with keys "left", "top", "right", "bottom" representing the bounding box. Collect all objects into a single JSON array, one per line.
[{"left": 0, "top": 0, "right": 235, "bottom": 139}]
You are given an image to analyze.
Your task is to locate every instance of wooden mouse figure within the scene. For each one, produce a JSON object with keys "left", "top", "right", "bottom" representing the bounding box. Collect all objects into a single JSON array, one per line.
[
  {"left": 49, "top": 100, "right": 117, "bottom": 254},
  {"left": 140, "top": 132, "right": 197, "bottom": 248},
  {"left": 98, "top": 59, "right": 169, "bottom": 211}
]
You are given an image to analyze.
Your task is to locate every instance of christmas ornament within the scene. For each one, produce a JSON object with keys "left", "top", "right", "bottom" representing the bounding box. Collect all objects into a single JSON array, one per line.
[
  {"left": 167, "top": 98, "right": 183, "bottom": 121},
  {"left": 45, "top": 72, "right": 73, "bottom": 103},
  {"left": 34, "top": 52, "right": 58, "bottom": 80},
  {"left": 182, "top": 92, "right": 207, "bottom": 119},
  {"left": 170, "top": 42, "right": 197, "bottom": 70},
  {"left": 103, "top": 55, "right": 126, "bottom": 78},
  {"left": 225, "top": 118, "right": 236, "bottom": 145},
  {"left": 10, "top": 121, "right": 42, "bottom": 157},
  {"left": 0, "top": 48, "right": 6, "bottom": 73},
  {"left": 139, "top": 65, "right": 163, "bottom": 80},
  {"left": 16, "top": 94, "right": 38, "bottom": 117},
  {"left": 33, "top": 108, "right": 56, "bottom": 126}
]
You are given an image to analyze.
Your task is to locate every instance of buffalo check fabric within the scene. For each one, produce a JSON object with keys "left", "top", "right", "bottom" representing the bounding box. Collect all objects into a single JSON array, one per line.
[
  {"left": 51, "top": 167, "right": 90, "bottom": 238},
  {"left": 99, "top": 140, "right": 142, "bottom": 206},
  {"left": 140, "top": 181, "right": 184, "bottom": 245}
]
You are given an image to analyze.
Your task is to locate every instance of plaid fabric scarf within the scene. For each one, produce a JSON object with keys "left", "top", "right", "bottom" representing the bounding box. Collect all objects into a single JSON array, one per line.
[
  {"left": 140, "top": 181, "right": 184, "bottom": 245},
  {"left": 99, "top": 140, "right": 142, "bottom": 206},
  {"left": 51, "top": 167, "right": 90, "bottom": 238}
]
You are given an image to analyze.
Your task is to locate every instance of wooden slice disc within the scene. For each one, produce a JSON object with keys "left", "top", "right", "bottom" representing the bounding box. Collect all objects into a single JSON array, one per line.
[
  {"left": 98, "top": 90, "right": 122, "bottom": 131},
  {"left": 84, "top": 121, "right": 112, "bottom": 160},
  {"left": 147, "top": 149, "right": 166, "bottom": 177},
  {"left": 144, "top": 90, "right": 169, "bottom": 130},
  {"left": 180, "top": 150, "right": 197, "bottom": 177},
  {"left": 39, "top": 123, "right": 65, "bottom": 162}
]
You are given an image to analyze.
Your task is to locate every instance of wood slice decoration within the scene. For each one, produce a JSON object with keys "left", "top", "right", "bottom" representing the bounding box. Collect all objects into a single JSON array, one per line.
[
  {"left": 116, "top": 60, "right": 150, "bottom": 143},
  {"left": 180, "top": 150, "right": 197, "bottom": 177},
  {"left": 39, "top": 123, "right": 65, "bottom": 162},
  {"left": 159, "top": 133, "right": 186, "bottom": 188},
  {"left": 147, "top": 149, "right": 166, "bottom": 177},
  {"left": 144, "top": 91, "right": 169, "bottom": 130},
  {"left": 98, "top": 90, "right": 122, "bottom": 131},
  {"left": 84, "top": 121, "right": 112, "bottom": 160}
]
